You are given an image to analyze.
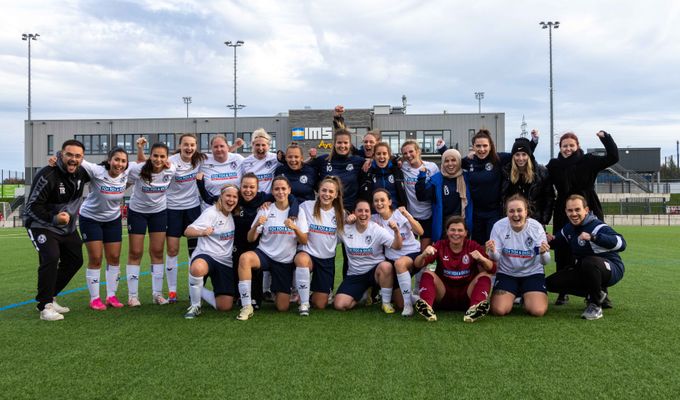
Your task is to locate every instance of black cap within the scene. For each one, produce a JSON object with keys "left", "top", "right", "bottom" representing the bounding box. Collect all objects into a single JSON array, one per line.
[{"left": 511, "top": 138, "right": 533, "bottom": 157}]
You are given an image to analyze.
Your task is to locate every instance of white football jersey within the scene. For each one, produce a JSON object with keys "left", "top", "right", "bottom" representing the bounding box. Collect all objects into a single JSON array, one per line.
[
  {"left": 253, "top": 204, "right": 309, "bottom": 263},
  {"left": 79, "top": 160, "right": 128, "bottom": 222},
  {"left": 241, "top": 152, "right": 279, "bottom": 193},
  {"left": 189, "top": 206, "right": 236, "bottom": 266},
  {"left": 371, "top": 211, "right": 421, "bottom": 260},
  {"left": 490, "top": 217, "right": 548, "bottom": 277},
  {"left": 401, "top": 160, "right": 439, "bottom": 219},
  {"left": 167, "top": 153, "right": 201, "bottom": 209},
  {"left": 298, "top": 200, "right": 338, "bottom": 259},
  {"left": 340, "top": 222, "right": 394, "bottom": 276},
  {"left": 200, "top": 153, "right": 245, "bottom": 200},
  {"left": 127, "top": 161, "right": 177, "bottom": 214}
]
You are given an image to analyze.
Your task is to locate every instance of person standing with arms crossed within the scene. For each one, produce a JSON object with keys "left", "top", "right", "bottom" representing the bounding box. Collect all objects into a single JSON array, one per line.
[{"left": 24, "top": 140, "right": 89, "bottom": 321}]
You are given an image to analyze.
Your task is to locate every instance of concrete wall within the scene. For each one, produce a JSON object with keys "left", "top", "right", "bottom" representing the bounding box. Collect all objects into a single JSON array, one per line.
[{"left": 604, "top": 214, "right": 680, "bottom": 226}]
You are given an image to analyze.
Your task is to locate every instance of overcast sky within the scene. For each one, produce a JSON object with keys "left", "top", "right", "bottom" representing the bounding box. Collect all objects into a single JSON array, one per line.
[{"left": 2, "top": 0, "right": 679, "bottom": 172}]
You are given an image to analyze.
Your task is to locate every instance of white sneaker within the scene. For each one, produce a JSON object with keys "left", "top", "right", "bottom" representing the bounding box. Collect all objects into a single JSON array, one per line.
[
  {"left": 236, "top": 305, "right": 254, "bottom": 321},
  {"left": 401, "top": 303, "right": 414, "bottom": 317},
  {"left": 153, "top": 294, "right": 169, "bottom": 305},
  {"left": 51, "top": 300, "right": 70, "bottom": 313},
  {"left": 40, "top": 303, "right": 64, "bottom": 321},
  {"left": 184, "top": 305, "right": 201, "bottom": 319},
  {"left": 299, "top": 303, "right": 310, "bottom": 317},
  {"left": 327, "top": 290, "right": 334, "bottom": 305},
  {"left": 127, "top": 297, "right": 141, "bottom": 307}
]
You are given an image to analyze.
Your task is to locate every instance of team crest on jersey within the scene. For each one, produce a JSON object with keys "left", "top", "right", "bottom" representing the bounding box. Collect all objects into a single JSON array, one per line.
[
  {"left": 525, "top": 237, "right": 534, "bottom": 247},
  {"left": 346, "top": 164, "right": 354, "bottom": 171},
  {"left": 462, "top": 254, "right": 469, "bottom": 264},
  {"left": 365, "top": 235, "right": 372, "bottom": 244},
  {"left": 37, "top": 234, "right": 47, "bottom": 244},
  {"left": 326, "top": 164, "right": 333, "bottom": 172},
  {"left": 485, "top": 162, "right": 493, "bottom": 171},
  {"left": 230, "top": 161, "right": 237, "bottom": 169},
  {"left": 469, "top": 165, "right": 474, "bottom": 172},
  {"left": 265, "top": 160, "right": 273, "bottom": 168},
  {"left": 577, "top": 237, "right": 586, "bottom": 247},
  {"left": 163, "top": 175, "right": 170, "bottom": 182},
  {"left": 300, "top": 175, "right": 308, "bottom": 184},
  {"left": 388, "top": 175, "right": 394, "bottom": 183}
]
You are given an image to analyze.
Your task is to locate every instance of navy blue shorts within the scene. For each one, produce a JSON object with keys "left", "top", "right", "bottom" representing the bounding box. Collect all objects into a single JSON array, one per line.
[
  {"left": 494, "top": 273, "right": 547, "bottom": 296},
  {"left": 79, "top": 215, "right": 122, "bottom": 243},
  {"left": 127, "top": 208, "right": 168, "bottom": 234},
  {"left": 166, "top": 206, "right": 201, "bottom": 238},
  {"left": 415, "top": 217, "right": 432, "bottom": 239},
  {"left": 193, "top": 254, "right": 235, "bottom": 296},
  {"left": 254, "top": 248, "right": 294, "bottom": 294},
  {"left": 309, "top": 255, "right": 336, "bottom": 294},
  {"left": 337, "top": 266, "right": 379, "bottom": 301}
]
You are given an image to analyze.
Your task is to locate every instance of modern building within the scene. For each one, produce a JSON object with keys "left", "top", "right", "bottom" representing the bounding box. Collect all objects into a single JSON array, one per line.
[{"left": 24, "top": 105, "right": 506, "bottom": 187}]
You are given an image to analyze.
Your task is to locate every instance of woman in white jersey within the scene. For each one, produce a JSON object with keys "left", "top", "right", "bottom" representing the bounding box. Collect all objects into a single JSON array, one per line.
[
  {"left": 486, "top": 194, "right": 550, "bottom": 317},
  {"left": 294, "top": 177, "right": 345, "bottom": 316},
  {"left": 200, "top": 135, "right": 244, "bottom": 209},
  {"left": 334, "top": 199, "right": 403, "bottom": 313},
  {"left": 371, "top": 189, "right": 424, "bottom": 317},
  {"left": 126, "top": 142, "right": 177, "bottom": 307},
  {"left": 235, "top": 176, "right": 309, "bottom": 320},
  {"left": 400, "top": 140, "right": 439, "bottom": 250},
  {"left": 182, "top": 184, "right": 239, "bottom": 319},
  {"left": 71, "top": 147, "right": 129, "bottom": 310}
]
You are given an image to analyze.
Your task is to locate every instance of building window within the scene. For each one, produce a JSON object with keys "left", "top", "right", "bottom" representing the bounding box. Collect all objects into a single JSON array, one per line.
[
  {"left": 115, "top": 134, "right": 150, "bottom": 153},
  {"left": 47, "top": 135, "right": 54, "bottom": 155},
  {"left": 468, "top": 129, "right": 476, "bottom": 149},
  {"left": 241, "top": 132, "right": 252, "bottom": 153},
  {"left": 381, "top": 131, "right": 401, "bottom": 155},
  {"left": 158, "top": 133, "right": 176, "bottom": 152},
  {"left": 74, "top": 134, "right": 110, "bottom": 155}
]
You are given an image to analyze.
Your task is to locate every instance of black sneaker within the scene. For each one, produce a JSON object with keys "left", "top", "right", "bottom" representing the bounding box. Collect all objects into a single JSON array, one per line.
[
  {"left": 414, "top": 299, "right": 437, "bottom": 322},
  {"left": 555, "top": 294, "right": 569, "bottom": 306},
  {"left": 463, "top": 299, "right": 490, "bottom": 323},
  {"left": 601, "top": 295, "right": 613, "bottom": 309}
]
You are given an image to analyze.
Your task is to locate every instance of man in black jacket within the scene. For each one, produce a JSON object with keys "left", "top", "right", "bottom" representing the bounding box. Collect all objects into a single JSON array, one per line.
[{"left": 24, "top": 139, "right": 89, "bottom": 321}]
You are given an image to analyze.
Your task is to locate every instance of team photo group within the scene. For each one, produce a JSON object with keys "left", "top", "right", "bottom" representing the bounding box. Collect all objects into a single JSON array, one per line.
[{"left": 23, "top": 107, "right": 627, "bottom": 323}]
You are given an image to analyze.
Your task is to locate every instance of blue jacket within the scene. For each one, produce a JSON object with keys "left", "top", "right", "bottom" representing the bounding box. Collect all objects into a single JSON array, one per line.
[
  {"left": 416, "top": 170, "right": 473, "bottom": 241},
  {"left": 555, "top": 212, "right": 626, "bottom": 285},
  {"left": 275, "top": 163, "right": 317, "bottom": 203},
  {"left": 310, "top": 153, "right": 366, "bottom": 211}
]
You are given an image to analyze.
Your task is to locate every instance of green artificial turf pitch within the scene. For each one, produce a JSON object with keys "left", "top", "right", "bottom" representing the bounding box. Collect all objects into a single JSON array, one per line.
[{"left": 0, "top": 226, "right": 678, "bottom": 399}]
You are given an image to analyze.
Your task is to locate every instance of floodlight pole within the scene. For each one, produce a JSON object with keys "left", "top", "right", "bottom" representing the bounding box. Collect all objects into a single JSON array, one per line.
[
  {"left": 225, "top": 40, "right": 245, "bottom": 138},
  {"left": 22, "top": 33, "right": 39, "bottom": 184},
  {"left": 540, "top": 21, "right": 559, "bottom": 159},
  {"left": 474, "top": 92, "right": 484, "bottom": 113}
]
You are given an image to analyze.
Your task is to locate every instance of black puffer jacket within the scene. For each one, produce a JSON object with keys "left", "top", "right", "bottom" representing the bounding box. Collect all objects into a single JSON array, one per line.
[{"left": 501, "top": 161, "right": 555, "bottom": 225}]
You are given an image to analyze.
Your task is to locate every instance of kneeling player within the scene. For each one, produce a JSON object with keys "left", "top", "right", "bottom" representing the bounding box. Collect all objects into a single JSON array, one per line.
[
  {"left": 182, "top": 184, "right": 238, "bottom": 318},
  {"left": 413, "top": 216, "right": 495, "bottom": 322},
  {"left": 333, "top": 199, "right": 403, "bottom": 313}
]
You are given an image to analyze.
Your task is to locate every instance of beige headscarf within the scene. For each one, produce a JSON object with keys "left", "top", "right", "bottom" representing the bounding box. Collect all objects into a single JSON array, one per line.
[{"left": 441, "top": 149, "right": 468, "bottom": 214}]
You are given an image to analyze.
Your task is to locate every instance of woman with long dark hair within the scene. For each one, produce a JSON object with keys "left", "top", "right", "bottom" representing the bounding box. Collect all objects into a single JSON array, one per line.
[
  {"left": 126, "top": 141, "right": 177, "bottom": 307},
  {"left": 546, "top": 130, "right": 619, "bottom": 306},
  {"left": 359, "top": 142, "right": 408, "bottom": 207}
]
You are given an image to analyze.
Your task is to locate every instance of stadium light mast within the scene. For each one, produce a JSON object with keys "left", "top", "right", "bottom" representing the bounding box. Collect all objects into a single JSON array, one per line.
[
  {"left": 540, "top": 20, "right": 559, "bottom": 159},
  {"left": 225, "top": 40, "right": 245, "bottom": 139},
  {"left": 22, "top": 33, "right": 39, "bottom": 184},
  {"left": 183, "top": 96, "right": 192, "bottom": 118},
  {"left": 520, "top": 115, "right": 528, "bottom": 138},
  {"left": 474, "top": 92, "right": 484, "bottom": 113}
]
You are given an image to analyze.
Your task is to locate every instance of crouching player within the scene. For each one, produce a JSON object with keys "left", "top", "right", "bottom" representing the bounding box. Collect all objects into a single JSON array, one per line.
[
  {"left": 333, "top": 199, "right": 403, "bottom": 313},
  {"left": 413, "top": 216, "right": 495, "bottom": 322},
  {"left": 182, "top": 184, "right": 239, "bottom": 318},
  {"left": 546, "top": 195, "right": 626, "bottom": 320}
]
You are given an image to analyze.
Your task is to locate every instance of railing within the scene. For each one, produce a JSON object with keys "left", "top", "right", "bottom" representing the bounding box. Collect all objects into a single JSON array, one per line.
[{"left": 605, "top": 164, "right": 652, "bottom": 193}]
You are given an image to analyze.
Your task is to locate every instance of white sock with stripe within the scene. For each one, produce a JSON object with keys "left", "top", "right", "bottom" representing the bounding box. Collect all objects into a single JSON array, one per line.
[
  {"left": 188, "top": 274, "right": 203, "bottom": 307},
  {"left": 105, "top": 265, "right": 120, "bottom": 298},
  {"left": 165, "top": 255, "right": 178, "bottom": 293},
  {"left": 295, "top": 267, "right": 311, "bottom": 305},
  {"left": 239, "top": 280, "right": 252, "bottom": 308},
  {"left": 126, "top": 265, "right": 140, "bottom": 298},
  {"left": 151, "top": 263, "right": 164, "bottom": 296},
  {"left": 85, "top": 268, "right": 100, "bottom": 300}
]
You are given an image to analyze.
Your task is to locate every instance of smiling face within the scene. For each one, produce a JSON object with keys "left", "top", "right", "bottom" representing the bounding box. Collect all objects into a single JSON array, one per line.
[
  {"left": 363, "top": 134, "right": 377, "bottom": 152},
  {"left": 372, "top": 190, "right": 392, "bottom": 216},
  {"left": 318, "top": 180, "right": 338, "bottom": 209},
  {"left": 180, "top": 136, "right": 197, "bottom": 161},
  {"left": 150, "top": 146, "right": 168, "bottom": 171},
  {"left": 353, "top": 201, "right": 372, "bottom": 228},
  {"left": 565, "top": 198, "right": 589, "bottom": 226},
  {"left": 506, "top": 199, "right": 528, "bottom": 231},
  {"left": 374, "top": 145, "right": 390, "bottom": 168},
  {"left": 61, "top": 145, "right": 84, "bottom": 173},
  {"left": 513, "top": 151, "right": 529, "bottom": 168},
  {"left": 560, "top": 138, "right": 579, "bottom": 158},
  {"left": 334, "top": 134, "right": 351, "bottom": 156},
  {"left": 446, "top": 222, "right": 467, "bottom": 247},
  {"left": 443, "top": 154, "right": 459, "bottom": 175},
  {"left": 108, "top": 150, "right": 128, "bottom": 177},
  {"left": 219, "top": 187, "right": 239, "bottom": 213},
  {"left": 240, "top": 177, "right": 258, "bottom": 202},
  {"left": 211, "top": 137, "right": 228, "bottom": 162},
  {"left": 252, "top": 137, "right": 270, "bottom": 159},
  {"left": 473, "top": 138, "right": 490, "bottom": 159},
  {"left": 271, "top": 178, "right": 291, "bottom": 203},
  {"left": 401, "top": 143, "right": 421, "bottom": 167},
  {"left": 285, "top": 146, "right": 303, "bottom": 171}
]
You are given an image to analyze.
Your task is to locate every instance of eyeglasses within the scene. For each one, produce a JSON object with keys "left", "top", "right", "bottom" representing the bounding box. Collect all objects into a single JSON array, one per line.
[{"left": 63, "top": 152, "right": 83, "bottom": 160}]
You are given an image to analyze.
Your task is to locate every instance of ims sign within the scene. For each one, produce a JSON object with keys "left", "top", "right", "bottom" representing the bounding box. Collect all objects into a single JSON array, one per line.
[{"left": 291, "top": 127, "right": 333, "bottom": 141}]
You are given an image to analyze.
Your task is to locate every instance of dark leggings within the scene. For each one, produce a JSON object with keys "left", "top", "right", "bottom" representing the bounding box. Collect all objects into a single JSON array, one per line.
[{"left": 546, "top": 256, "right": 612, "bottom": 305}]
